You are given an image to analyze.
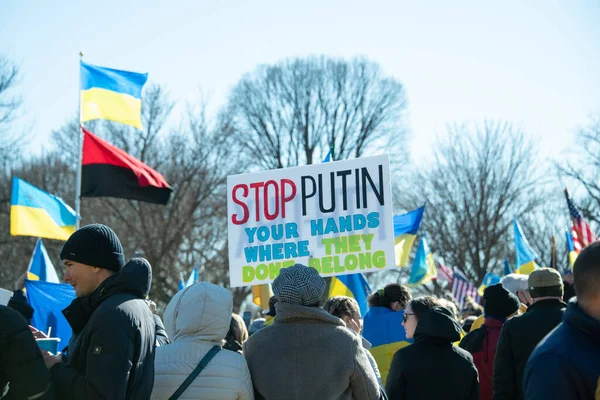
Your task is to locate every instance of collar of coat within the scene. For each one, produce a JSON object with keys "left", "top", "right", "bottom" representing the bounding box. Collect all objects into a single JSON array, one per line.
[{"left": 274, "top": 303, "right": 346, "bottom": 327}]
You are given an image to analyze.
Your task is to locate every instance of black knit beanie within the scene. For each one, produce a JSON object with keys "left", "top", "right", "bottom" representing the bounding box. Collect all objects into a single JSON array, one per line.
[
  {"left": 60, "top": 224, "right": 125, "bottom": 272},
  {"left": 483, "top": 283, "right": 520, "bottom": 319}
]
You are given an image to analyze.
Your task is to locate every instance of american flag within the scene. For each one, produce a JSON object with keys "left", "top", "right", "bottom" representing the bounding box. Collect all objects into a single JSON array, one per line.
[
  {"left": 451, "top": 269, "right": 481, "bottom": 309},
  {"left": 571, "top": 225, "right": 583, "bottom": 253},
  {"left": 565, "top": 190, "right": 598, "bottom": 248},
  {"left": 435, "top": 260, "right": 454, "bottom": 282}
]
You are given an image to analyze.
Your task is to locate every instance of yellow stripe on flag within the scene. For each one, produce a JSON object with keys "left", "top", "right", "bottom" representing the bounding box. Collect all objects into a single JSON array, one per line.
[
  {"left": 394, "top": 233, "right": 416, "bottom": 267},
  {"left": 252, "top": 284, "right": 273, "bottom": 309},
  {"left": 10, "top": 205, "right": 75, "bottom": 241},
  {"left": 81, "top": 88, "right": 143, "bottom": 129},
  {"left": 516, "top": 260, "right": 537, "bottom": 275}
]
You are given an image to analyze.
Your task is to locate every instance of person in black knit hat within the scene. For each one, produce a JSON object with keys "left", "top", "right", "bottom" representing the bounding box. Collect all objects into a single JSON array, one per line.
[
  {"left": 40, "top": 224, "right": 156, "bottom": 399},
  {"left": 460, "top": 283, "right": 520, "bottom": 400}
]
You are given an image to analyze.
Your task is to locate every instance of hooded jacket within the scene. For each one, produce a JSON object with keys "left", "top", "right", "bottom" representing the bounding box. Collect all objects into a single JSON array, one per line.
[
  {"left": 460, "top": 318, "right": 505, "bottom": 400},
  {"left": 523, "top": 301, "right": 600, "bottom": 400},
  {"left": 386, "top": 307, "right": 479, "bottom": 400},
  {"left": 244, "top": 302, "right": 381, "bottom": 400},
  {"left": 50, "top": 258, "right": 156, "bottom": 400},
  {"left": 0, "top": 305, "right": 54, "bottom": 400},
  {"left": 151, "top": 283, "right": 253, "bottom": 400}
]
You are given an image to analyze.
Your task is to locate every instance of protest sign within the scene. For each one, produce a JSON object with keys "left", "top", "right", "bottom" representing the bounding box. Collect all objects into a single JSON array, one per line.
[{"left": 227, "top": 155, "right": 395, "bottom": 287}]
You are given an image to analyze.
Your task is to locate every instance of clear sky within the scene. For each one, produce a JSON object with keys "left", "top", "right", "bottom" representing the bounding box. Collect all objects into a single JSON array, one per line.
[{"left": 2, "top": 0, "right": 599, "bottom": 165}]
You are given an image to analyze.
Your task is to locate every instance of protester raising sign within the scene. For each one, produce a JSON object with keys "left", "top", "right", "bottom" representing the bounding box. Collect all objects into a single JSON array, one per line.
[{"left": 227, "top": 155, "right": 395, "bottom": 287}]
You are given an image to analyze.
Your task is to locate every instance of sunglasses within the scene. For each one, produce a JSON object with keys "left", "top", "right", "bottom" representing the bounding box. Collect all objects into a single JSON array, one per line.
[{"left": 403, "top": 312, "right": 415, "bottom": 323}]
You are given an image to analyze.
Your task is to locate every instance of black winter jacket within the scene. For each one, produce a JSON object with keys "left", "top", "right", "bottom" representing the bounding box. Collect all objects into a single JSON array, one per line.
[
  {"left": 50, "top": 258, "right": 156, "bottom": 400},
  {"left": 492, "top": 298, "right": 566, "bottom": 400},
  {"left": 386, "top": 306, "right": 479, "bottom": 400},
  {"left": 523, "top": 301, "right": 600, "bottom": 400},
  {"left": 0, "top": 305, "right": 54, "bottom": 400}
]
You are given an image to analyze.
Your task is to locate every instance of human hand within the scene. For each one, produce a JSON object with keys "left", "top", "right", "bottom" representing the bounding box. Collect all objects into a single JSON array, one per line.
[
  {"left": 41, "top": 350, "right": 62, "bottom": 369},
  {"left": 29, "top": 325, "right": 48, "bottom": 339}
]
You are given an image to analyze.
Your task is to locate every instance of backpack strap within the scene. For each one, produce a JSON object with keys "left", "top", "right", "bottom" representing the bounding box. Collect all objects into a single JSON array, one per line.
[{"left": 168, "top": 345, "right": 221, "bottom": 400}]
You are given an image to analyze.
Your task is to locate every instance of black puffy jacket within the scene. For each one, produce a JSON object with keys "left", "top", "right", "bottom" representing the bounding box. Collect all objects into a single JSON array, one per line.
[
  {"left": 50, "top": 258, "right": 156, "bottom": 399},
  {"left": 386, "top": 306, "right": 479, "bottom": 400},
  {"left": 0, "top": 305, "right": 54, "bottom": 400}
]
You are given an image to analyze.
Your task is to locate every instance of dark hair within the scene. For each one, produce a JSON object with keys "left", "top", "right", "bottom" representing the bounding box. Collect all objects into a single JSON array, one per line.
[
  {"left": 324, "top": 296, "right": 360, "bottom": 319},
  {"left": 529, "top": 285, "right": 563, "bottom": 299},
  {"left": 368, "top": 283, "right": 412, "bottom": 309},
  {"left": 573, "top": 241, "right": 600, "bottom": 301},
  {"left": 409, "top": 296, "right": 438, "bottom": 320}
]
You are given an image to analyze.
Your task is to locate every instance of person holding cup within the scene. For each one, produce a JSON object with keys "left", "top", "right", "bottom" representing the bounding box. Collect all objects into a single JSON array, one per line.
[
  {"left": 41, "top": 224, "right": 156, "bottom": 399},
  {"left": 0, "top": 304, "right": 54, "bottom": 399}
]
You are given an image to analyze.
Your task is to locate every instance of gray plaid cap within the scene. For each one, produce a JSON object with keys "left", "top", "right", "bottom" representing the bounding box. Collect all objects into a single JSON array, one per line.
[{"left": 272, "top": 264, "right": 326, "bottom": 306}]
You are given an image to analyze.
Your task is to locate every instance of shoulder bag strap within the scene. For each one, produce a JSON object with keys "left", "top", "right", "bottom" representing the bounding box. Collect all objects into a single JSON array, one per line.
[{"left": 168, "top": 345, "right": 221, "bottom": 400}]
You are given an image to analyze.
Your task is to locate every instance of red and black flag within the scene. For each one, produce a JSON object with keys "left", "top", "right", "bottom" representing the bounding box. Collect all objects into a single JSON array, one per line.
[{"left": 81, "top": 128, "right": 172, "bottom": 205}]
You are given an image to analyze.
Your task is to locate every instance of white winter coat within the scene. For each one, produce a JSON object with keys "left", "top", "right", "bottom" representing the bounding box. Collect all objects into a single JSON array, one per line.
[{"left": 151, "top": 283, "right": 254, "bottom": 400}]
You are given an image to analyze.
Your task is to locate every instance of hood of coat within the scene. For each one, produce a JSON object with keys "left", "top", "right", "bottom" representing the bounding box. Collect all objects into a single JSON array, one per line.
[
  {"left": 164, "top": 282, "right": 233, "bottom": 342},
  {"left": 105, "top": 257, "right": 152, "bottom": 298},
  {"left": 414, "top": 306, "right": 462, "bottom": 344}
]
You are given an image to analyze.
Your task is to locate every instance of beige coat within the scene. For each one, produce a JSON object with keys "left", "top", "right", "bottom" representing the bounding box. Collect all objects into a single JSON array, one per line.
[
  {"left": 152, "top": 283, "right": 254, "bottom": 400},
  {"left": 243, "top": 302, "right": 380, "bottom": 400}
]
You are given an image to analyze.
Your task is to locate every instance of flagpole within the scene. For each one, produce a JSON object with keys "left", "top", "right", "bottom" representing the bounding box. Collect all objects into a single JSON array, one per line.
[
  {"left": 551, "top": 235, "right": 556, "bottom": 269},
  {"left": 75, "top": 51, "right": 84, "bottom": 229}
]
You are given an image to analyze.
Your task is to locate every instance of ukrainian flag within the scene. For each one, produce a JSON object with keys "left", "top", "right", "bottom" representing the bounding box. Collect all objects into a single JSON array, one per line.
[
  {"left": 329, "top": 273, "right": 371, "bottom": 316},
  {"left": 363, "top": 308, "right": 412, "bottom": 385},
  {"left": 478, "top": 272, "right": 501, "bottom": 297},
  {"left": 565, "top": 230, "right": 578, "bottom": 268},
  {"left": 394, "top": 205, "right": 425, "bottom": 267},
  {"left": 407, "top": 236, "right": 437, "bottom": 286},
  {"left": 503, "top": 258, "right": 514, "bottom": 276},
  {"left": 80, "top": 61, "right": 148, "bottom": 129},
  {"left": 27, "top": 239, "right": 60, "bottom": 283},
  {"left": 514, "top": 218, "right": 539, "bottom": 275},
  {"left": 10, "top": 178, "right": 76, "bottom": 241},
  {"left": 252, "top": 283, "right": 273, "bottom": 309}
]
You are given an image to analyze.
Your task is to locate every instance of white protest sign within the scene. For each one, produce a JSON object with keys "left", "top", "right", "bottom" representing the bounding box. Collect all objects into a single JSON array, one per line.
[{"left": 227, "top": 155, "right": 395, "bottom": 287}]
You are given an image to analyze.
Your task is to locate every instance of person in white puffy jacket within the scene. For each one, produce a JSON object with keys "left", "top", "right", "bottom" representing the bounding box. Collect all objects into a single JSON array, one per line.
[{"left": 151, "top": 282, "right": 254, "bottom": 400}]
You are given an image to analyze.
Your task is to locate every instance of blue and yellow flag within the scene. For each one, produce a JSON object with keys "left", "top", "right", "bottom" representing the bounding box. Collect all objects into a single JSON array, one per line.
[
  {"left": 407, "top": 236, "right": 437, "bottom": 286},
  {"left": 329, "top": 273, "right": 371, "bottom": 316},
  {"left": 503, "top": 258, "right": 514, "bottom": 276},
  {"left": 80, "top": 61, "right": 148, "bottom": 129},
  {"left": 514, "top": 218, "right": 538, "bottom": 275},
  {"left": 10, "top": 178, "right": 76, "bottom": 241},
  {"left": 28, "top": 239, "right": 60, "bottom": 283},
  {"left": 394, "top": 205, "right": 425, "bottom": 267},
  {"left": 478, "top": 272, "right": 501, "bottom": 297},
  {"left": 565, "top": 230, "right": 578, "bottom": 268},
  {"left": 252, "top": 283, "right": 273, "bottom": 309}
]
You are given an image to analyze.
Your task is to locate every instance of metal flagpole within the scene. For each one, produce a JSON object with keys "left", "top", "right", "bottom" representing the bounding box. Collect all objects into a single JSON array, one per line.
[{"left": 74, "top": 51, "right": 84, "bottom": 229}]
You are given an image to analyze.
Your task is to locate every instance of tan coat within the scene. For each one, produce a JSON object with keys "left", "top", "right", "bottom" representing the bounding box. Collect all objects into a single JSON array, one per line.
[{"left": 243, "top": 303, "right": 380, "bottom": 400}]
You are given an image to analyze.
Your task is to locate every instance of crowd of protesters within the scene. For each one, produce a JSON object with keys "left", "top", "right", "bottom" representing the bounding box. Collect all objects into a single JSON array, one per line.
[{"left": 0, "top": 223, "right": 599, "bottom": 399}]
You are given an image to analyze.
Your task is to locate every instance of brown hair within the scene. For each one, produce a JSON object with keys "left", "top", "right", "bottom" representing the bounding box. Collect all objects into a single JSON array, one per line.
[
  {"left": 324, "top": 296, "right": 360, "bottom": 319},
  {"left": 368, "top": 283, "right": 412, "bottom": 309},
  {"left": 409, "top": 296, "right": 439, "bottom": 320}
]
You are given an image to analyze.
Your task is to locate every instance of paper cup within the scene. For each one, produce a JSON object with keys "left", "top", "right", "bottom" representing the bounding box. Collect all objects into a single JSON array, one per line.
[
  {"left": 36, "top": 338, "right": 61, "bottom": 353},
  {"left": 0, "top": 288, "right": 12, "bottom": 306}
]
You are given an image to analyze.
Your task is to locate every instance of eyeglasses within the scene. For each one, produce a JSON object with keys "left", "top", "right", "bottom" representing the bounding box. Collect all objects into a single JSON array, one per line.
[{"left": 403, "top": 312, "right": 415, "bottom": 323}]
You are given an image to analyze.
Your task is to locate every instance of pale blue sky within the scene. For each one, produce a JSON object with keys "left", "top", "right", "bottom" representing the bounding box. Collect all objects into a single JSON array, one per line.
[{"left": 2, "top": 0, "right": 599, "bottom": 165}]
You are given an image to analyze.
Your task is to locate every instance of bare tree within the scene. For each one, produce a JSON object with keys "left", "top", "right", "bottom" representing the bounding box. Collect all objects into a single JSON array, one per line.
[
  {"left": 558, "top": 114, "right": 600, "bottom": 228},
  {"left": 224, "top": 56, "right": 408, "bottom": 169},
  {"left": 397, "top": 121, "right": 544, "bottom": 284},
  {"left": 0, "top": 55, "right": 25, "bottom": 169}
]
